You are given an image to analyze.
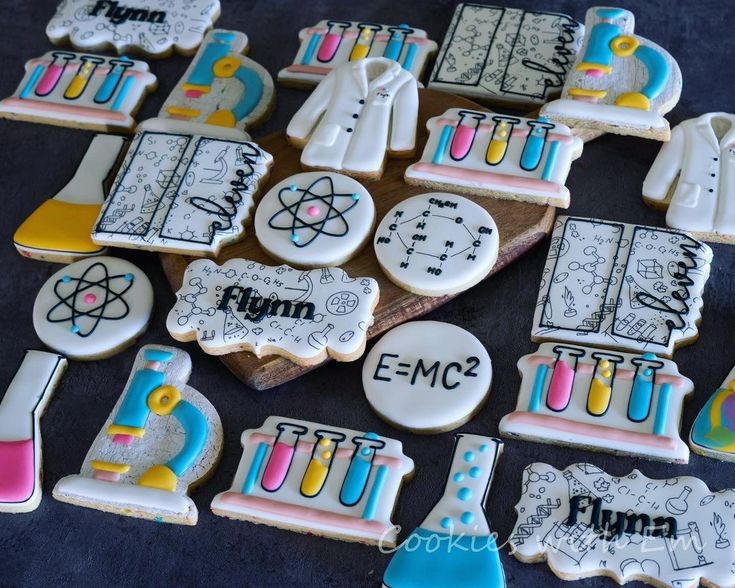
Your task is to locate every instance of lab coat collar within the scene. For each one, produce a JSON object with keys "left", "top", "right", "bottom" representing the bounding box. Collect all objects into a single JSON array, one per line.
[
  {"left": 695, "top": 112, "right": 735, "bottom": 152},
  {"left": 350, "top": 58, "right": 403, "bottom": 97}
]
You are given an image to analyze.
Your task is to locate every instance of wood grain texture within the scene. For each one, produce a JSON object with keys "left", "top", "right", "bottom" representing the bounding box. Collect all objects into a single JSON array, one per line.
[{"left": 161, "top": 89, "right": 561, "bottom": 390}]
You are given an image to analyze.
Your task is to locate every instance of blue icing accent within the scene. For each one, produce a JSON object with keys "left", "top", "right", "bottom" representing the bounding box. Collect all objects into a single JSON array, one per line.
[
  {"left": 433, "top": 125, "right": 453, "bottom": 165},
  {"left": 231, "top": 66, "right": 264, "bottom": 121},
  {"left": 653, "top": 383, "right": 672, "bottom": 435},
  {"left": 628, "top": 373, "right": 653, "bottom": 422},
  {"left": 402, "top": 43, "right": 417, "bottom": 71},
  {"left": 340, "top": 444, "right": 375, "bottom": 506},
  {"left": 541, "top": 141, "right": 561, "bottom": 182},
  {"left": 529, "top": 364, "right": 549, "bottom": 412},
  {"left": 440, "top": 517, "right": 452, "bottom": 529},
  {"left": 382, "top": 528, "right": 505, "bottom": 588},
  {"left": 597, "top": 7, "right": 627, "bottom": 19},
  {"left": 458, "top": 487, "right": 472, "bottom": 501},
  {"left": 642, "top": 352, "right": 657, "bottom": 360},
  {"left": 144, "top": 348, "right": 174, "bottom": 362},
  {"left": 111, "top": 75, "right": 134, "bottom": 112},
  {"left": 166, "top": 400, "right": 208, "bottom": 476},
  {"left": 352, "top": 193, "right": 359, "bottom": 201},
  {"left": 635, "top": 46, "right": 670, "bottom": 100},
  {"left": 62, "top": 276, "right": 71, "bottom": 283},
  {"left": 302, "top": 33, "right": 322, "bottom": 65},
  {"left": 469, "top": 467, "right": 481, "bottom": 479},
  {"left": 21, "top": 64, "right": 46, "bottom": 99},
  {"left": 453, "top": 472, "right": 464, "bottom": 483},
  {"left": 111, "top": 368, "right": 165, "bottom": 429},
  {"left": 188, "top": 36, "right": 234, "bottom": 86},
  {"left": 365, "top": 432, "right": 380, "bottom": 440},
  {"left": 520, "top": 125, "right": 547, "bottom": 171},
  {"left": 290, "top": 184, "right": 297, "bottom": 191},
  {"left": 383, "top": 31, "right": 404, "bottom": 61},
  {"left": 463, "top": 451, "right": 475, "bottom": 462},
  {"left": 94, "top": 57, "right": 131, "bottom": 104},
  {"left": 124, "top": 273, "right": 134, "bottom": 282},
  {"left": 362, "top": 465, "right": 389, "bottom": 520},
  {"left": 479, "top": 444, "right": 488, "bottom": 453},
  {"left": 71, "top": 325, "right": 80, "bottom": 334},
  {"left": 691, "top": 386, "right": 735, "bottom": 451},
  {"left": 461, "top": 512, "right": 474, "bottom": 525},
  {"left": 242, "top": 442, "right": 268, "bottom": 494},
  {"left": 291, "top": 234, "right": 300, "bottom": 243},
  {"left": 581, "top": 22, "right": 621, "bottom": 67}
]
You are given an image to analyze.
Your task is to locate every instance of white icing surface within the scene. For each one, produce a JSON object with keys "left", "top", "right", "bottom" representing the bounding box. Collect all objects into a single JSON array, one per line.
[
  {"left": 373, "top": 193, "right": 499, "bottom": 296},
  {"left": 643, "top": 112, "right": 735, "bottom": 239},
  {"left": 254, "top": 172, "right": 375, "bottom": 268},
  {"left": 46, "top": 0, "right": 220, "bottom": 57},
  {"left": 499, "top": 342, "right": 693, "bottom": 463},
  {"left": 277, "top": 20, "right": 437, "bottom": 86},
  {"left": 531, "top": 216, "right": 712, "bottom": 357},
  {"left": 287, "top": 57, "right": 418, "bottom": 176},
  {"left": 32, "top": 256, "right": 153, "bottom": 360},
  {"left": 92, "top": 118, "right": 272, "bottom": 256},
  {"left": 510, "top": 463, "right": 735, "bottom": 588},
  {"left": 363, "top": 321, "right": 491, "bottom": 432},
  {"left": 166, "top": 259, "right": 379, "bottom": 361},
  {"left": 0, "top": 52, "right": 156, "bottom": 132}
]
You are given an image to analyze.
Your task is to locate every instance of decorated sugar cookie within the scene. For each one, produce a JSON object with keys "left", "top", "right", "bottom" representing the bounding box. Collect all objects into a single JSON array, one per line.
[
  {"left": 540, "top": 7, "right": 682, "bottom": 140},
  {"left": 46, "top": 0, "right": 221, "bottom": 58},
  {"left": 211, "top": 416, "right": 414, "bottom": 546},
  {"left": 363, "top": 321, "right": 492, "bottom": 433},
  {"left": 404, "top": 109, "right": 584, "bottom": 207},
  {"left": 53, "top": 345, "right": 223, "bottom": 525},
  {"left": 92, "top": 118, "right": 273, "bottom": 256},
  {"left": 690, "top": 364, "right": 735, "bottom": 461},
  {"left": 428, "top": 4, "right": 584, "bottom": 107},
  {"left": 160, "top": 30, "right": 274, "bottom": 132},
  {"left": 278, "top": 20, "right": 437, "bottom": 88},
  {"left": 373, "top": 193, "right": 499, "bottom": 296},
  {"left": 382, "top": 435, "right": 505, "bottom": 587},
  {"left": 286, "top": 57, "right": 419, "bottom": 180},
  {"left": 0, "top": 52, "right": 156, "bottom": 133},
  {"left": 532, "top": 216, "right": 713, "bottom": 357},
  {"left": 0, "top": 350, "right": 67, "bottom": 513},
  {"left": 254, "top": 172, "right": 375, "bottom": 268},
  {"left": 166, "top": 259, "right": 379, "bottom": 365},
  {"left": 510, "top": 463, "right": 735, "bottom": 588},
  {"left": 33, "top": 256, "right": 153, "bottom": 360},
  {"left": 499, "top": 342, "right": 693, "bottom": 463},
  {"left": 14, "top": 135, "right": 126, "bottom": 263},
  {"left": 643, "top": 112, "right": 735, "bottom": 244}
]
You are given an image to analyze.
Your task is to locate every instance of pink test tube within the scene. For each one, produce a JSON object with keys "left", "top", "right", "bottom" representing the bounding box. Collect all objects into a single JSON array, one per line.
[
  {"left": 317, "top": 21, "right": 351, "bottom": 63},
  {"left": 449, "top": 110, "right": 486, "bottom": 161},
  {"left": 261, "top": 422, "right": 308, "bottom": 492},
  {"left": 546, "top": 346, "right": 586, "bottom": 411},
  {"left": 35, "top": 52, "right": 75, "bottom": 97}
]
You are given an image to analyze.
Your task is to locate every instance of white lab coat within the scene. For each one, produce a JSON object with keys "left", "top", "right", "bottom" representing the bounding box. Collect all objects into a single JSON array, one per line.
[
  {"left": 643, "top": 112, "right": 735, "bottom": 236},
  {"left": 287, "top": 57, "right": 418, "bottom": 174}
]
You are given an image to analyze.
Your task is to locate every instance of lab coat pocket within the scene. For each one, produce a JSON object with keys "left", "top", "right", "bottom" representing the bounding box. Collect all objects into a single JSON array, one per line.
[
  {"left": 673, "top": 182, "right": 701, "bottom": 208},
  {"left": 311, "top": 123, "right": 341, "bottom": 147}
]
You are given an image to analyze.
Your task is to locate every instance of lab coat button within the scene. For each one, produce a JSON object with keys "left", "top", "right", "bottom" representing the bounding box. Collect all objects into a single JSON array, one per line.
[
  {"left": 359, "top": 99, "right": 365, "bottom": 104},
  {"left": 352, "top": 114, "right": 359, "bottom": 119},
  {"left": 346, "top": 128, "right": 353, "bottom": 132}
]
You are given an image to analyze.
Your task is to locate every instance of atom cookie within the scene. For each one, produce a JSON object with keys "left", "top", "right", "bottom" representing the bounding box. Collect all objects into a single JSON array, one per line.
[
  {"left": 254, "top": 172, "right": 375, "bottom": 268},
  {"left": 32, "top": 256, "right": 153, "bottom": 360},
  {"left": 373, "top": 193, "right": 499, "bottom": 296},
  {"left": 363, "top": 321, "right": 492, "bottom": 434},
  {"left": 690, "top": 363, "right": 735, "bottom": 462},
  {"left": 53, "top": 345, "right": 223, "bottom": 525},
  {"left": 166, "top": 259, "right": 379, "bottom": 365}
]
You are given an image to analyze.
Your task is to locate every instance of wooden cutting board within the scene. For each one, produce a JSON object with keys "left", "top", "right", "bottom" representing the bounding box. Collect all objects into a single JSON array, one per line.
[{"left": 161, "top": 89, "right": 591, "bottom": 390}]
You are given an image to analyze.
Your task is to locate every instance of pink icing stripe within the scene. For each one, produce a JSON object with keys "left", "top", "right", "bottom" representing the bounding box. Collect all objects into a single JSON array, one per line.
[
  {"left": 410, "top": 162, "right": 562, "bottom": 194},
  {"left": 504, "top": 412, "right": 678, "bottom": 449},
  {"left": 434, "top": 118, "right": 574, "bottom": 144},
  {"left": 303, "top": 29, "right": 430, "bottom": 45},
  {"left": 1, "top": 98, "right": 128, "bottom": 121},
  {"left": 285, "top": 64, "right": 333, "bottom": 75},
  {"left": 28, "top": 59, "right": 148, "bottom": 79},
  {"left": 92, "top": 470, "right": 120, "bottom": 482},
  {"left": 218, "top": 492, "right": 392, "bottom": 534},
  {"left": 547, "top": 360, "right": 575, "bottom": 410},
  {"left": 0, "top": 439, "right": 34, "bottom": 502}
]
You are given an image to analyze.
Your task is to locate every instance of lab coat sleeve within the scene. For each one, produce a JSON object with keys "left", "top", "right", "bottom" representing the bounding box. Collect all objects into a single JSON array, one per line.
[
  {"left": 642, "top": 124, "right": 685, "bottom": 202},
  {"left": 388, "top": 77, "right": 418, "bottom": 153},
  {"left": 286, "top": 70, "right": 336, "bottom": 141}
]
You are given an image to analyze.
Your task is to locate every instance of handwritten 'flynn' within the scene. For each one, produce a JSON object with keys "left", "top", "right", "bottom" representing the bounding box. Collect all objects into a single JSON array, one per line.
[{"left": 218, "top": 286, "right": 315, "bottom": 323}]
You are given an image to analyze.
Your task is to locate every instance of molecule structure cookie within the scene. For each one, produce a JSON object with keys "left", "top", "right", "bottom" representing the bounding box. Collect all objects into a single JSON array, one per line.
[
  {"left": 46, "top": 0, "right": 221, "bottom": 58},
  {"left": 0, "top": 350, "right": 67, "bottom": 513},
  {"left": 690, "top": 363, "right": 735, "bottom": 462},
  {"left": 363, "top": 321, "right": 492, "bottom": 434},
  {"left": 373, "top": 193, "right": 499, "bottom": 296},
  {"left": 32, "top": 256, "right": 153, "bottom": 360},
  {"left": 53, "top": 345, "right": 223, "bottom": 525},
  {"left": 509, "top": 463, "right": 735, "bottom": 588},
  {"left": 254, "top": 172, "right": 375, "bottom": 268},
  {"left": 0, "top": 52, "right": 157, "bottom": 133},
  {"left": 211, "top": 416, "right": 414, "bottom": 546}
]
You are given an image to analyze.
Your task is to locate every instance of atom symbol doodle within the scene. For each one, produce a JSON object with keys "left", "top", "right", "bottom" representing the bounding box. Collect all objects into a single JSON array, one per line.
[
  {"left": 45, "top": 262, "right": 135, "bottom": 337},
  {"left": 267, "top": 176, "right": 360, "bottom": 247}
]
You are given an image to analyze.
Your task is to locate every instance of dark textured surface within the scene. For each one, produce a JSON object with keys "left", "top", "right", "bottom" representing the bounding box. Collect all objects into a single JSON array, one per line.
[{"left": 1, "top": 1, "right": 734, "bottom": 586}]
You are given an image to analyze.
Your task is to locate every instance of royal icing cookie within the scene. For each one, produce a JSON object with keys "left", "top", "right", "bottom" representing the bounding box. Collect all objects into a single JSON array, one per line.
[
  {"left": 373, "top": 193, "right": 499, "bottom": 296},
  {"left": 286, "top": 57, "right": 419, "bottom": 180},
  {"left": 53, "top": 345, "right": 222, "bottom": 525},
  {"left": 211, "top": 416, "right": 414, "bottom": 546},
  {"left": 160, "top": 30, "right": 274, "bottom": 132},
  {"left": 32, "top": 256, "right": 153, "bottom": 360},
  {"left": 14, "top": 134, "right": 126, "bottom": 263},
  {"left": 363, "top": 321, "right": 492, "bottom": 434},
  {"left": 46, "top": 0, "right": 221, "bottom": 58},
  {"left": 643, "top": 112, "right": 735, "bottom": 244},
  {"left": 499, "top": 342, "right": 693, "bottom": 463},
  {"left": 0, "top": 52, "right": 157, "bottom": 133},
  {"left": 428, "top": 4, "right": 584, "bottom": 107},
  {"left": 254, "top": 172, "right": 375, "bottom": 268},
  {"left": 540, "top": 7, "right": 682, "bottom": 140},
  {"left": 92, "top": 118, "right": 273, "bottom": 256},
  {"left": 510, "top": 463, "right": 735, "bottom": 588},
  {"left": 166, "top": 259, "right": 379, "bottom": 364},
  {"left": 690, "top": 364, "right": 735, "bottom": 461},
  {"left": 278, "top": 20, "right": 437, "bottom": 88},
  {"left": 0, "top": 350, "right": 67, "bottom": 513},
  {"left": 532, "top": 216, "right": 713, "bottom": 357},
  {"left": 382, "top": 435, "right": 505, "bottom": 588},
  {"left": 404, "top": 109, "right": 583, "bottom": 207}
]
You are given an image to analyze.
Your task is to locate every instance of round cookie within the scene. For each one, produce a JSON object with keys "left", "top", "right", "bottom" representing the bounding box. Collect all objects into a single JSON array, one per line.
[
  {"left": 362, "top": 321, "right": 492, "bottom": 433},
  {"left": 254, "top": 172, "right": 375, "bottom": 268},
  {"left": 33, "top": 256, "right": 153, "bottom": 360},
  {"left": 373, "top": 192, "right": 499, "bottom": 296}
]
